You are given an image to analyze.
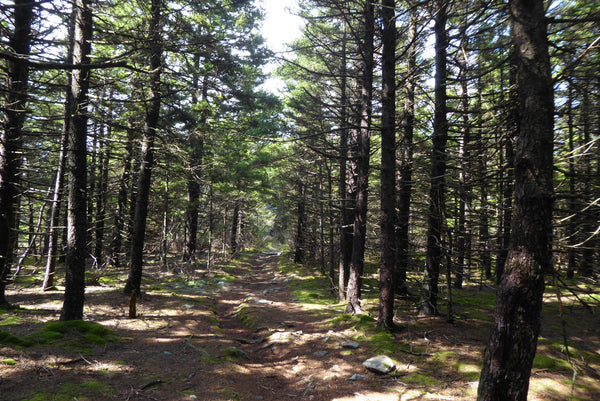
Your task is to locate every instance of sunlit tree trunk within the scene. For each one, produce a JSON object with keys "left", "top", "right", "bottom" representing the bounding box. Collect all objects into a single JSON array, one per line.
[
  {"left": 0, "top": 0, "right": 34, "bottom": 305},
  {"left": 294, "top": 181, "right": 306, "bottom": 264},
  {"left": 108, "top": 127, "right": 135, "bottom": 267},
  {"left": 420, "top": 0, "right": 448, "bottom": 316},
  {"left": 477, "top": 0, "right": 554, "bottom": 398},
  {"left": 338, "top": 20, "right": 353, "bottom": 301},
  {"left": 61, "top": 0, "right": 92, "bottom": 320},
  {"left": 183, "top": 62, "right": 206, "bottom": 263},
  {"left": 124, "top": 0, "right": 163, "bottom": 296},
  {"left": 378, "top": 0, "right": 397, "bottom": 330},
  {"left": 395, "top": 3, "right": 417, "bottom": 297},
  {"left": 346, "top": 0, "right": 374, "bottom": 314}
]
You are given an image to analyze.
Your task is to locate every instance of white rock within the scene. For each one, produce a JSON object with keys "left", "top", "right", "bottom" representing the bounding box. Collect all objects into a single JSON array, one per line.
[{"left": 362, "top": 355, "right": 396, "bottom": 374}]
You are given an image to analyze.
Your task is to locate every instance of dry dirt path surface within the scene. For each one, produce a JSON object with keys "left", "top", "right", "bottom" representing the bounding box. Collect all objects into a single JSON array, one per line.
[
  {"left": 2, "top": 252, "right": 600, "bottom": 401},
  {"left": 1, "top": 253, "right": 419, "bottom": 401}
]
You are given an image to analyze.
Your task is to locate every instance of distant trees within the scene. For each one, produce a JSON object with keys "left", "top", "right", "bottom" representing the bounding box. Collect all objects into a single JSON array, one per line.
[{"left": 0, "top": 0, "right": 279, "bottom": 308}]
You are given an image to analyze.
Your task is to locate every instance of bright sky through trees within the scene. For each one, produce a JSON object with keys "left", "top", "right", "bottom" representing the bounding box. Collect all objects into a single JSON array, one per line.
[{"left": 259, "top": 0, "right": 303, "bottom": 92}]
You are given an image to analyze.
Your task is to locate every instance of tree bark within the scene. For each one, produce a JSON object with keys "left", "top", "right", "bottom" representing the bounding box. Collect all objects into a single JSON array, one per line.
[
  {"left": 109, "top": 127, "right": 135, "bottom": 267},
  {"left": 420, "top": 0, "right": 448, "bottom": 316},
  {"left": 345, "top": 0, "right": 374, "bottom": 315},
  {"left": 395, "top": 3, "right": 417, "bottom": 298},
  {"left": 60, "top": 0, "right": 92, "bottom": 321},
  {"left": 378, "top": 0, "right": 397, "bottom": 330},
  {"left": 94, "top": 134, "right": 110, "bottom": 268},
  {"left": 338, "top": 19, "right": 352, "bottom": 301},
  {"left": 183, "top": 65, "right": 207, "bottom": 263},
  {"left": 0, "top": 0, "right": 34, "bottom": 305},
  {"left": 477, "top": 0, "right": 554, "bottom": 398},
  {"left": 124, "top": 0, "right": 162, "bottom": 296},
  {"left": 42, "top": 129, "right": 68, "bottom": 291}
]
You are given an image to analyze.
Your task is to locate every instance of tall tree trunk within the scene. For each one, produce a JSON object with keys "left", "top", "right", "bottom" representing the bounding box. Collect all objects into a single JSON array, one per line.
[
  {"left": 183, "top": 65, "right": 207, "bottom": 262},
  {"left": 60, "top": 0, "right": 92, "bottom": 321},
  {"left": 108, "top": 127, "right": 135, "bottom": 267},
  {"left": 338, "top": 21, "right": 352, "bottom": 301},
  {"left": 345, "top": 0, "right": 374, "bottom": 315},
  {"left": 454, "top": 28, "right": 471, "bottom": 289},
  {"left": 94, "top": 134, "right": 110, "bottom": 269},
  {"left": 477, "top": 0, "right": 554, "bottom": 398},
  {"left": 566, "top": 81, "right": 576, "bottom": 279},
  {"left": 579, "top": 88, "right": 593, "bottom": 276},
  {"left": 396, "top": 3, "right": 417, "bottom": 298},
  {"left": 231, "top": 201, "right": 241, "bottom": 254},
  {"left": 496, "top": 62, "right": 516, "bottom": 284},
  {"left": 124, "top": 0, "right": 162, "bottom": 296},
  {"left": 294, "top": 180, "right": 306, "bottom": 264},
  {"left": 378, "top": 0, "right": 397, "bottom": 330},
  {"left": 43, "top": 126, "right": 68, "bottom": 290},
  {"left": 0, "top": 0, "right": 34, "bottom": 306},
  {"left": 420, "top": 0, "right": 448, "bottom": 316}
]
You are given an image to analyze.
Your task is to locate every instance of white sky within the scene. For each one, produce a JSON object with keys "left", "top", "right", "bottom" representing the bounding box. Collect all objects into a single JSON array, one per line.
[
  {"left": 260, "top": 0, "right": 303, "bottom": 54},
  {"left": 258, "top": 0, "right": 303, "bottom": 93}
]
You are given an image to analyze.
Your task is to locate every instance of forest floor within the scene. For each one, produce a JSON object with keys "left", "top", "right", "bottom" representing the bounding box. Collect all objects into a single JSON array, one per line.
[{"left": 1, "top": 251, "right": 600, "bottom": 401}]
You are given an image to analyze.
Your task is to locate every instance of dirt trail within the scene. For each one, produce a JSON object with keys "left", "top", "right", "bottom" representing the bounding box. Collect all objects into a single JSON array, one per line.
[
  {"left": 194, "top": 252, "right": 403, "bottom": 401},
  {"left": 2, "top": 252, "right": 599, "bottom": 401},
  {"left": 1, "top": 253, "right": 409, "bottom": 401}
]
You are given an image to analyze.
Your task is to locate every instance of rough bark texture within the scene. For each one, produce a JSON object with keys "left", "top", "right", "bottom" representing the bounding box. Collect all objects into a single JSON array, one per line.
[
  {"left": 61, "top": 0, "right": 92, "bottom": 321},
  {"left": 338, "top": 24, "right": 352, "bottom": 302},
  {"left": 183, "top": 68, "right": 206, "bottom": 263},
  {"left": 42, "top": 127, "right": 68, "bottom": 290},
  {"left": 109, "top": 127, "right": 135, "bottom": 267},
  {"left": 420, "top": 0, "right": 448, "bottom": 316},
  {"left": 396, "top": 5, "right": 417, "bottom": 297},
  {"left": 0, "top": 0, "right": 34, "bottom": 305},
  {"left": 377, "top": 0, "right": 396, "bottom": 330},
  {"left": 477, "top": 0, "right": 554, "bottom": 399},
  {"left": 345, "top": 0, "right": 374, "bottom": 315},
  {"left": 294, "top": 182, "right": 306, "bottom": 264},
  {"left": 124, "top": 0, "right": 162, "bottom": 296}
]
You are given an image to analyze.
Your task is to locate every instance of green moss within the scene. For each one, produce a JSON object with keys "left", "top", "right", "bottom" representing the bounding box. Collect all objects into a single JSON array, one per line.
[
  {"left": 329, "top": 313, "right": 377, "bottom": 332},
  {"left": 533, "top": 353, "right": 572, "bottom": 372},
  {"left": 235, "top": 304, "right": 258, "bottom": 328},
  {"left": 371, "top": 331, "right": 397, "bottom": 354},
  {"left": 80, "top": 380, "right": 111, "bottom": 392},
  {"left": 404, "top": 373, "right": 440, "bottom": 386},
  {"left": 432, "top": 350, "right": 459, "bottom": 363},
  {"left": 23, "top": 380, "right": 112, "bottom": 401},
  {"left": 26, "top": 320, "right": 117, "bottom": 347},
  {"left": 452, "top": 361, "right": 481, "bottom": 380},
  {"left": 0, "top": 330, "right": 33, "bottom": 347},
  {"left": 218, "top": 388, "right": 241, "bottom": 399},
  {"left": 0, "top": 316, "right": 21, "bottom": 326},
  {"left": 2, "top": 358, "right": 17, "bottom": 365}
]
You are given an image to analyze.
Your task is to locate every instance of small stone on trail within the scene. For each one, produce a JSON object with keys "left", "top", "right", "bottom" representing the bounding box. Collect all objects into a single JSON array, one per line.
[
  {"left": 347, "top": 374, "right": 366, "bottom": 382},
  {"left": 223, "top": 346, "right": 250, "bottom": 359},
  {"left": 362, "top": 355, "right": 396, "bottom": 374},
  {"left": 313, "top": 350, "right": 328, "bottom": 357},
  {"left": 341, "top": 341, "right": 360, "bottom": 349}
]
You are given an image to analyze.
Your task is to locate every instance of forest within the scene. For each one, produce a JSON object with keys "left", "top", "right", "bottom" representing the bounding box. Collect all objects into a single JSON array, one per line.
[{"left": 1, "top": 0, "right": 599, "bottom": 400}]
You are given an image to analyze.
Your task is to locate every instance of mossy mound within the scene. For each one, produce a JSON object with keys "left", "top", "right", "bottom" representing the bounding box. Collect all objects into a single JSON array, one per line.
[
  {"left": 0, "top": 330, "right": 33, "bottom": 347},
  {"left": 31, "top": 320, "right": 117, "bottom": 345},
  {"left": 1, "top": 320, "right": 117, "bottom": 349}
]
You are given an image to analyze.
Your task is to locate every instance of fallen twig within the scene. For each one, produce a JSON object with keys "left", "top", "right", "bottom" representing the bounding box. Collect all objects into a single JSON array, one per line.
[{"left": 139, "top": 379, "right": 164, "bottom": 391}]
